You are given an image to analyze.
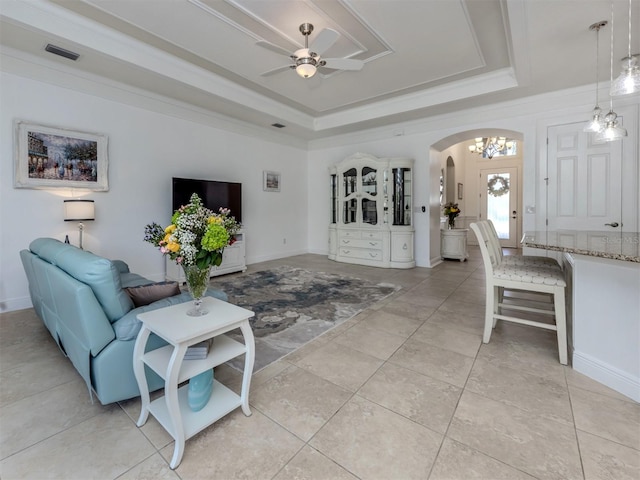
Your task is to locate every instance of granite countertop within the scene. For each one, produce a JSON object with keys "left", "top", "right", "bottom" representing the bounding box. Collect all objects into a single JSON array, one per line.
[{"left": 522, "top": 230, "right": 640, "bottom": 263}]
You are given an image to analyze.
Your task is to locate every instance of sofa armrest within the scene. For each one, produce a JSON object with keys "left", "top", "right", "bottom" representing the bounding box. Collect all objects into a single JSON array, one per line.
[
  {"left": 112, "top": 260, "right": 130, "bottom": 274},
  {"left": 51, "top": 271, "right": 116, "bottom": 356}
]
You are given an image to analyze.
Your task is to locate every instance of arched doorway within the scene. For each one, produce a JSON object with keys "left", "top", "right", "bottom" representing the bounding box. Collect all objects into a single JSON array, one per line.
[{"left": 429, "top": 129, "right": 524, "bottom": 263}]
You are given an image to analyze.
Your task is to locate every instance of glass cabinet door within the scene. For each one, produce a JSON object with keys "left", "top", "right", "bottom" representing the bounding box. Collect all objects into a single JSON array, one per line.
[
  {"left": 342, "top": 168, "right": 357, "bottom": 224},
  {"left": 343, "top": 168, "right": 357, "bottom": 196},
  {"left": 361, "top": 167, "right": 378, "bottom": 225},
  {"left": 392, "top": 167, "right": 412, "bottom": 226},
  {"left": 344, "top": 198, "right": 358, "bottom": 224},
  {"left": 330, "top": 174, "right": 337, "bottom": 224}
]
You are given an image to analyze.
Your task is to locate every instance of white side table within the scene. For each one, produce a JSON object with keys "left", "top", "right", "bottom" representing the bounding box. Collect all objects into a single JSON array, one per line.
[
  {"left": 133, "top": 296, "right": 255, "bottom": 469},
  {"left": 441, "top": 228, "right": 469, "bottom": 262}
]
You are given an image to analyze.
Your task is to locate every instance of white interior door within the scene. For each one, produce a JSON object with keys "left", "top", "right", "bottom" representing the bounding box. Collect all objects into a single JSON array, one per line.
[
  {"left": 547, "top": 122, "right": 630, "bottom": 231},
  {"left": 480, "top": 167, "right": 519, "bottom": 248}
]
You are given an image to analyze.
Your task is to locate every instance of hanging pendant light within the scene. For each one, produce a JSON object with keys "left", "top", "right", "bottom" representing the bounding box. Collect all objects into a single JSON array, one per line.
[
  {"left": 610, "top": 0, "right": 640, "bottom": 96},
  {"left": 596, "top": 0, "right": 627, "bottom": 142},
  {"left": 584, "top": 21, "right": 607, "bottom": 133}
]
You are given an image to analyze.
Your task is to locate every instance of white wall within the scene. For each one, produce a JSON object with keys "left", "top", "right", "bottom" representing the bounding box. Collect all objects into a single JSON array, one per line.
[
  {"left": 2, "top": 64, "right": 639, "bottom": 313},
  {"left": 0, "top": 71, "right": 308, "bottom": 312},
  {"left": 307, "top": 86, "right": 639, "bottom": 267}
]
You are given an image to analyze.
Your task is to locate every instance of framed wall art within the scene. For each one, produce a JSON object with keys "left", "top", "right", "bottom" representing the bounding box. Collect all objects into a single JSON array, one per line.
[
  {"left": 457, "top": 182, "right": 464, "bottom": 200},
  {"left": 263, "top": 170, "right": 281, "bottom": 192},
  {"left": 14, "top": 120, "right": 109, "bottom": 191}
]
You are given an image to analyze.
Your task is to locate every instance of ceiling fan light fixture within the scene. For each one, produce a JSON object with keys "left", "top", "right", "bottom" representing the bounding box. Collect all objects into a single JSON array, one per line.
[
  {"left": 296, "top": 61, "right": 317, "bottom": 78},
  {"left": 258, "top": 22, "right": 363, "bottom": 78}
]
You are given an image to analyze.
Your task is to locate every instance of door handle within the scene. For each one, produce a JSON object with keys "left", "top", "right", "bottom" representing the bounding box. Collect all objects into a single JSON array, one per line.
[{"left": 604, "top": 222, "right": 620, "bottom": 227}]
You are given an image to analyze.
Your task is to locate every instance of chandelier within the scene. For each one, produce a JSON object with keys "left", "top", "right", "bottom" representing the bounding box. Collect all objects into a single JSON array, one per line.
[{"left": 468, "top": 137, "right": 515, "bottom": 159}]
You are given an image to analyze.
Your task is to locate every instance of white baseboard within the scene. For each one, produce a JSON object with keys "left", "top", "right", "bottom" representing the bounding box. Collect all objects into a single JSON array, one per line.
[
  {"left": 429, "top": 256, "right": 443, "bottom": 267},
  {"left": 0, "top": 296, "right": 33, "bottom": 314},
  {"left": 246, "top": 249, "right": 309, "bottom": 265},
  {"left": 573, "top": 350, "right": 640, "bottom": 402}
]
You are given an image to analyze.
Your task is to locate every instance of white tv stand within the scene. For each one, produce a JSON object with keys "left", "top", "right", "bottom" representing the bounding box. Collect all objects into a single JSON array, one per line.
[{"left": 165, "top": 231, "right": 246, "bottom": 282}]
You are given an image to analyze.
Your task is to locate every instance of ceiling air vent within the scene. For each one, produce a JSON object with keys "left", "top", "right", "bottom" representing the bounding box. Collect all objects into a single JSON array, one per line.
[
  {"left": 45, "top": 44, "right": 80, "bottom": 61},
  {"left": 271, "top": 123, "right": 286, "bottom": 129}
]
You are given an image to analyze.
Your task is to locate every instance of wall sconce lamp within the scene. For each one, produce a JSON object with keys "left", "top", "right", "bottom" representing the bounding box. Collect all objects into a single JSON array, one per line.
[{"left": 64, "top": 199, "right": 95, "bottom": 250}]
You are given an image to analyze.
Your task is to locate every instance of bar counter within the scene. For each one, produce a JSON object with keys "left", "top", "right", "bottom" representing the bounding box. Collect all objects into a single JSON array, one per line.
[
  {"left": 522, "top": 229, "right": 640, "bottom": 402},
  {"left": 522, "top": 230, "right": 639, "bottom": 263}
]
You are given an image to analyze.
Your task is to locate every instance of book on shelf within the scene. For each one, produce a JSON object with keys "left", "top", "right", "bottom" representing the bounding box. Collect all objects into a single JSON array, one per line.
[{"left": 184, "top": 338, "right": 213, "bottom": 360}]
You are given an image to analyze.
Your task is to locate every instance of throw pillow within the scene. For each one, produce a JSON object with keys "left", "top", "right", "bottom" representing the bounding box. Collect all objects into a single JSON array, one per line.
[{"left": 125, "top": 281, "right": 181, "bottom": 307}]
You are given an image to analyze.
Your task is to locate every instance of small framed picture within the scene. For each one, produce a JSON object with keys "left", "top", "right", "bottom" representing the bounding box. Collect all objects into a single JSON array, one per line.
[
  {"left": 14, "top": 120, "right": 109, "bottom": 191},
  {"left": 457, "top": 183, "right": 463, "bottom": 200},
  {"left": 263, "top": 171, "right": 281, "bottom": 192}
]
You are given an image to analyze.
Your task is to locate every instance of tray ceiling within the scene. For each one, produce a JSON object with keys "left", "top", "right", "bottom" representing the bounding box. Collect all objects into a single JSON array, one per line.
[{"left": 1, "top": 0, "right": 636, "bottom": 140}]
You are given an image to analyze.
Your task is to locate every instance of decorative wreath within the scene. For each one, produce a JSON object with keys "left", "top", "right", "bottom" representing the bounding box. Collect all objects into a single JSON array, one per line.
[{"left": 487, "top": 175, "right": 510, "bottom": 197}]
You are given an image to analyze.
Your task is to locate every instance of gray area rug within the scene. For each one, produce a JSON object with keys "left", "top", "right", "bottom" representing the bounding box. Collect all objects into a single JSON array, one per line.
[{"left": 208, "top": 266, "right": 399, "bottom": 372}]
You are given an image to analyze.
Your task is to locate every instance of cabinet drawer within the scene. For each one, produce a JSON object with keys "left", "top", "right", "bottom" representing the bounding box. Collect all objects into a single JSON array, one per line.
[
  {"left": 341, "top": 230, "right": 361, "bottom": 239},
  {"left": 340, "top": 238, "right": 382, "bottom": 249},
  {"left": 339, "top": 248, "right": 383, "bottom": 262},
  {"left": 361, "top": 231, "right": 382, "bottom": 240}
]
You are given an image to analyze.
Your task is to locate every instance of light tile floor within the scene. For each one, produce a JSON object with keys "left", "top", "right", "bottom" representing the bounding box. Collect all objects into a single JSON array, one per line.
[{"left": 1, "top": 249, "right": 639, "bottom": 479}]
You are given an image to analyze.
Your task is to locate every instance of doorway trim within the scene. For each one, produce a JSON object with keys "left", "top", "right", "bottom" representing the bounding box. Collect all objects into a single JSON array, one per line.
[{"left": 429, "top": 128, "right": 524, "bottom": 265}]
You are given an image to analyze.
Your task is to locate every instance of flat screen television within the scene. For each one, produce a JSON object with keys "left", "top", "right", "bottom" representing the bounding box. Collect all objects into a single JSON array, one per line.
[{"left": 172, "top": 177, "right": 242, "bottom": 223}]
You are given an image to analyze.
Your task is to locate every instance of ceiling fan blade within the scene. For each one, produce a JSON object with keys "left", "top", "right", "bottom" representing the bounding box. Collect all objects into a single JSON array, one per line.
[
  {"left": 256, "top": 40, "right": 292, "bottom": 57},
  {"left": 308, "top": 28, "right": 339, "bottom": 56},
  {"left": 321, "top": 58, "right": 364, "bottom": 71},
  {"left": 260, "top": 65, "right": 293, "bottom": 77}
]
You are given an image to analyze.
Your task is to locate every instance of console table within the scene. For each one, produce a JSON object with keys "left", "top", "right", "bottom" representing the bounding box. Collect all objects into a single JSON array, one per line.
[
  {"left": 133, "top": 296, "right": 255, "bottom": 469},
  {"left": 440, "top": 228, "right": 469, "bottom": 261}
]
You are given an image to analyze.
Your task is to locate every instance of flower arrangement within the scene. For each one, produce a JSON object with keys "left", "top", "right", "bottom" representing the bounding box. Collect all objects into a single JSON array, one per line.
[
  {"left": 443, "top": 202, "right": 461, "bottom": 229},
  {"left": 144, "top": 193, "right": 240, "bottom": 269}
]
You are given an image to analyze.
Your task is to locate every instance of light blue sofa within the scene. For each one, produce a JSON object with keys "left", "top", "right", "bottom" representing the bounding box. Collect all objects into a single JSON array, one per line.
[{"left": 20, "top": 238, "right": 227, "bottom": 405}]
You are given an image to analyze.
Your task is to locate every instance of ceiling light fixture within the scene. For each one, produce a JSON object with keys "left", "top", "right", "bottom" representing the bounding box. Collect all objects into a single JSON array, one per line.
[
  {"left": 468, "top": 137, "right": 515, "bottom": 159},
  {"left": 596, "top": 0, "right": 627, "bottom": 142},
  {"left": 294, "top": 24, "right": 322, "bottom": 78},
  {"left": 295, "top": 56, "right": 317, "bottom": 78},
  {"left": 584, "top": 21, "right": 607, "bottom": 133},
  {"left": 610, "top": 0, "right": 640, "bottom": 96}
]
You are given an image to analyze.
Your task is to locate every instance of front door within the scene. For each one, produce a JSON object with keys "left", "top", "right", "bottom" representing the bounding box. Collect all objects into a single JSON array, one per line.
[{"left": 480, "top": 167, "right": 519, "bottom": 248}]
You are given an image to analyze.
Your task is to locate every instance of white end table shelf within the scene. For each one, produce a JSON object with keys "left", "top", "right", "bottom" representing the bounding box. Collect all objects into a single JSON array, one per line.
[{"left": 133, "top": 296, "right": 255, "bottom": 469}]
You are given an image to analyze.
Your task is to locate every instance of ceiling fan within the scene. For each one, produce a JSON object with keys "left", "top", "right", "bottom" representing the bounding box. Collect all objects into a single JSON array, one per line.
[{"left": 257, "top": 23, "right": 364, "bottom": 78}]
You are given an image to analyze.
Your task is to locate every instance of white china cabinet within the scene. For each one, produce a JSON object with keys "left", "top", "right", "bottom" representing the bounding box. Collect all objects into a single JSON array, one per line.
[{"left": 329, "top": 152, "right": 414, "bottom": 269}]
